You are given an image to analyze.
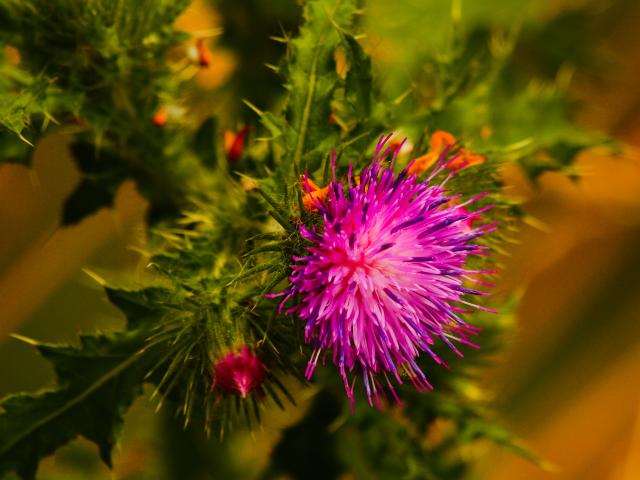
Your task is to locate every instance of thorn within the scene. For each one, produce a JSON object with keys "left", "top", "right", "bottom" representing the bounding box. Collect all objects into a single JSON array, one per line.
[
  {"left": 82, "top": 268, "right": 107, "bottom": 286},
  {"left": 392, "top": 87, "right": 413, "bottom": 106},
  {"left": 242, "top": 99, "right": 264, "bottom": 116},
  {"left": 269, "top": 35, "right": 289, "bottom": 44},
  {"left": 9, "top": 333, "right": 41, "bottom": 346},
  {"left": 523, "top": 214, "right": 550, "bottom": 232},
  {"left": 17, "top": 132, "right": 34, "bottom": 147}
]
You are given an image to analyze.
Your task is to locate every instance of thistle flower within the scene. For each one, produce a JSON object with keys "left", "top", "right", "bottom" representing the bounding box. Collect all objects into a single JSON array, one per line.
[
  {"left": 212, "top": 346, "right": 267, "bottom": 398},
  {"left": 272, "top": 134, "right": 496, "bottom": 407}
]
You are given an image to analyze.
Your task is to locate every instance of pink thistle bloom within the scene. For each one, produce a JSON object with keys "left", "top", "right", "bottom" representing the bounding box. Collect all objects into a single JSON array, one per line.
[
  {"left": 212, "top": 346, "right": 268, "bottom": 398},
  {"left": 272, "top": 134, "right": 496, "bottom": 407}
]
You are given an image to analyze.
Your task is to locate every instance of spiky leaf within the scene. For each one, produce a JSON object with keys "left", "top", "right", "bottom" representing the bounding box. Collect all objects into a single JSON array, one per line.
[{"left": 0, "top": 332, "right": 151, "bottom": 480}]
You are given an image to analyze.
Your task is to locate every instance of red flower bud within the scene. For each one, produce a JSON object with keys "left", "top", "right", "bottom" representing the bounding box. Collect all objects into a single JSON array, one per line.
[
  {"left": 212, "top": 346, "right": 267, "bottom": 398},
  {"left": 153, "top": 107, "right": 168, "bottom": 127},
  {"left": 196, "top": 38, "right": 212, "bottom": 68},
  {"left": 223, "top": 126, "right": 249, "bottom": 163}
]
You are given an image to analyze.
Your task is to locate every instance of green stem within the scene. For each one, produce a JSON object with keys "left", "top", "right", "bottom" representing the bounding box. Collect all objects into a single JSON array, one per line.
[{"left": 292, "top": 46, "right": 320, "bottom": 176}]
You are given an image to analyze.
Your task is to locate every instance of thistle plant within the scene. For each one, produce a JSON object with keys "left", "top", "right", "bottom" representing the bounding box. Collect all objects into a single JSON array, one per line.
[{"left": 0, "top": 0, "right": 606, "bottom": 478}]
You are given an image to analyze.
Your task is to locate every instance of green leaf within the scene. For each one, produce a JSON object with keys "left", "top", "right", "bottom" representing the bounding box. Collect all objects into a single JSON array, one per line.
[
  {"left": 0, "top": 332, "right": 150, "bottom": 480},
  {"left": 106, "top": 287, "right": 174, "bottom": 330},
  {"left": 275, "top": 0, "right": 358, "bottom": 174},
  {"left": 62, "top": 141, "right": 128, "bottom": 224},
  {"left": 0, "top": 131, "right": 32, "bottom": 165},
  {"left": 486, "top": 81, "right": 607, "bottom": 181},
  {"left": 343, "top": 33, "right": 373, "bottom": 120},
  {"left": 0, "top": 70, "right": 63, "bottom": 147},
  {"left": 63, "top": 139, "right": 188, "bottom": 225},
  {"left": 62, "top": 177, "right": 123, "bottom": 224}
]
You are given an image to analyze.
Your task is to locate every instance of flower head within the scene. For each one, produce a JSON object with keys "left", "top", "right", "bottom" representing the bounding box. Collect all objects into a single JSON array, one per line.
[
  {"left": 213, "top": 346, "right": 267, "bottom": 398},
  {"left": 274, "top": 134, "right": 496, "bottom": 407}
]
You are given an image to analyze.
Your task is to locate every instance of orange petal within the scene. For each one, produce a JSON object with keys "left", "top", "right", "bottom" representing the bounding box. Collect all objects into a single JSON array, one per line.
[
  {"left": 300, "top": 176, "right": 322, "bottom": 192},
  {"left": 430, "top": 130, "right": 457, "bottom": 153},
  {"left": 302, "top": 187, "right": 329, "bottom": 212},
  {"left": 407, "top": 152, "right": 438, "bottom": 176},
  {"left": 446, "top": 150, "right": 485, "bottom": 170}
]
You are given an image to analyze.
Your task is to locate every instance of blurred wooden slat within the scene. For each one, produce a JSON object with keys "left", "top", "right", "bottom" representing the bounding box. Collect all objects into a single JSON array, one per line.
[
  {"left": 0, "top": 134, "right": 147, "bottom": 338},
  {"left": 617, "top": 400, "right": 640, "bottom": 480},
  {"left": 481, "top": 345, "right": 640, "bottom": 480}
]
